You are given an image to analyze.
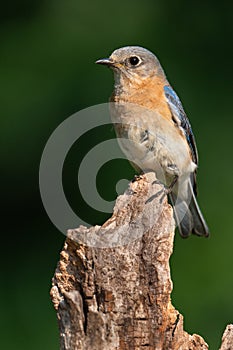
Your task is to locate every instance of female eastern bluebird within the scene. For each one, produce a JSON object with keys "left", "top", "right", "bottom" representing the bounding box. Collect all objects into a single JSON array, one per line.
[{"left": 96, "top": 46, "right": 209, "bottom": 238}]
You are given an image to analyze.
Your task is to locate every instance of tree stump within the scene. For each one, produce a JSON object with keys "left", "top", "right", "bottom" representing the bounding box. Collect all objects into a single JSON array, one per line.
[{"left": 50, "top": 172, "right": 233, "bottom": 350}]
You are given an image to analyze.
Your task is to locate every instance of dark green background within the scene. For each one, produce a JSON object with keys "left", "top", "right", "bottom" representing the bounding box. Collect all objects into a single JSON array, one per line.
[{"left": 1, "top": 1, "right": 233, "bottom": 349}]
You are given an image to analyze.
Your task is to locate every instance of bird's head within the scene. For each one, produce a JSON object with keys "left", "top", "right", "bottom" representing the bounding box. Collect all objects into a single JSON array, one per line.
[{"left": 96, "top": 46, "right": 165, "bottom": 88}]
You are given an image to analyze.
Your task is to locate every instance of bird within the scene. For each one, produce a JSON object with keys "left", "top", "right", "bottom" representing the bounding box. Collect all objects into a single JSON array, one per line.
[{"left": 96, "top": 46, "right": 209, "bottom": 238}]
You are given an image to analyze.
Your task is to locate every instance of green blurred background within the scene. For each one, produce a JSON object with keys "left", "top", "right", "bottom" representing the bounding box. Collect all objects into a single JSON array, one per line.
[{"left": 1, "top": 1, "right": 233, "bottom": 349}]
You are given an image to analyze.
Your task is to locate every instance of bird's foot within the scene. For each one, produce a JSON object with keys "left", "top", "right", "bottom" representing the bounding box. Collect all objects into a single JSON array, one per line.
[
  {"left": 132, "top": 174, "right": 144, "bottom": 182},
  {"left": 146, "top": 176, "right": 178, "bottom": 204}
]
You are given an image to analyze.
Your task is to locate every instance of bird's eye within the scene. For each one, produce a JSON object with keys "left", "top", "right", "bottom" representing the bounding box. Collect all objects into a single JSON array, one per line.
[{"left": 129, "top": 56, "right": 140, "bottom": 66}]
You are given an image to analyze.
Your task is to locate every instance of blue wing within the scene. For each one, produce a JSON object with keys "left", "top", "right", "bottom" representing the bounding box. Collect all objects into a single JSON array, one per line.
[{"left": 164, "top": 85, "right": 198, "bottom": 165}]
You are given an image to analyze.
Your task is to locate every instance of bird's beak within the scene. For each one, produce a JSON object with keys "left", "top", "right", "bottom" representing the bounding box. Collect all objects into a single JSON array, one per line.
[{"left": 95, "top": 58, "right": 115, "bottom": 66}]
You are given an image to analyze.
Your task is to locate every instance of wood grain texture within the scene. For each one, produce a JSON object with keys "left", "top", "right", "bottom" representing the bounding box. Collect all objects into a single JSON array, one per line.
[{"left": 50, "top": 173, "right": 232, "bottom": 350}]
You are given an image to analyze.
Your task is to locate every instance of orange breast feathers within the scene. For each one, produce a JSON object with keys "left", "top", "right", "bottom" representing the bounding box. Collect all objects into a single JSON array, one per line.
[{"left": 110, "top": 75, "right": 172, "bottom": 122}]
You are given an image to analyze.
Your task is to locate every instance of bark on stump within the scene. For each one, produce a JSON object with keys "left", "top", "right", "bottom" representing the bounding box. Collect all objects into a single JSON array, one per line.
[{"left": 50, "top": 172, "right": 233, "bottom": 350}]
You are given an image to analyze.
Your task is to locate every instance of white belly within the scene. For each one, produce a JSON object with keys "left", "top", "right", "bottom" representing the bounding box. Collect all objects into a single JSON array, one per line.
[{"left": 110, "top": 102, "right": 196, "bottom": 183}]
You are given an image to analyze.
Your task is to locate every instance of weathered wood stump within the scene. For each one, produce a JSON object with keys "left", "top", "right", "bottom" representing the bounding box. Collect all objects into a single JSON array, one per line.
[{"left": 50, "top": 173, "right": 233, "bottom": 350}]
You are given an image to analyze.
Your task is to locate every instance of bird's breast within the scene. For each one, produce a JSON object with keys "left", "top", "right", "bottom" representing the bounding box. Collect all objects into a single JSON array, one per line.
[
  {"left": 111, "top": 79, "right": 171, "bottom": 121},
  {"left": 110, "top": 100, "right": 196, "bottom": 183}
]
